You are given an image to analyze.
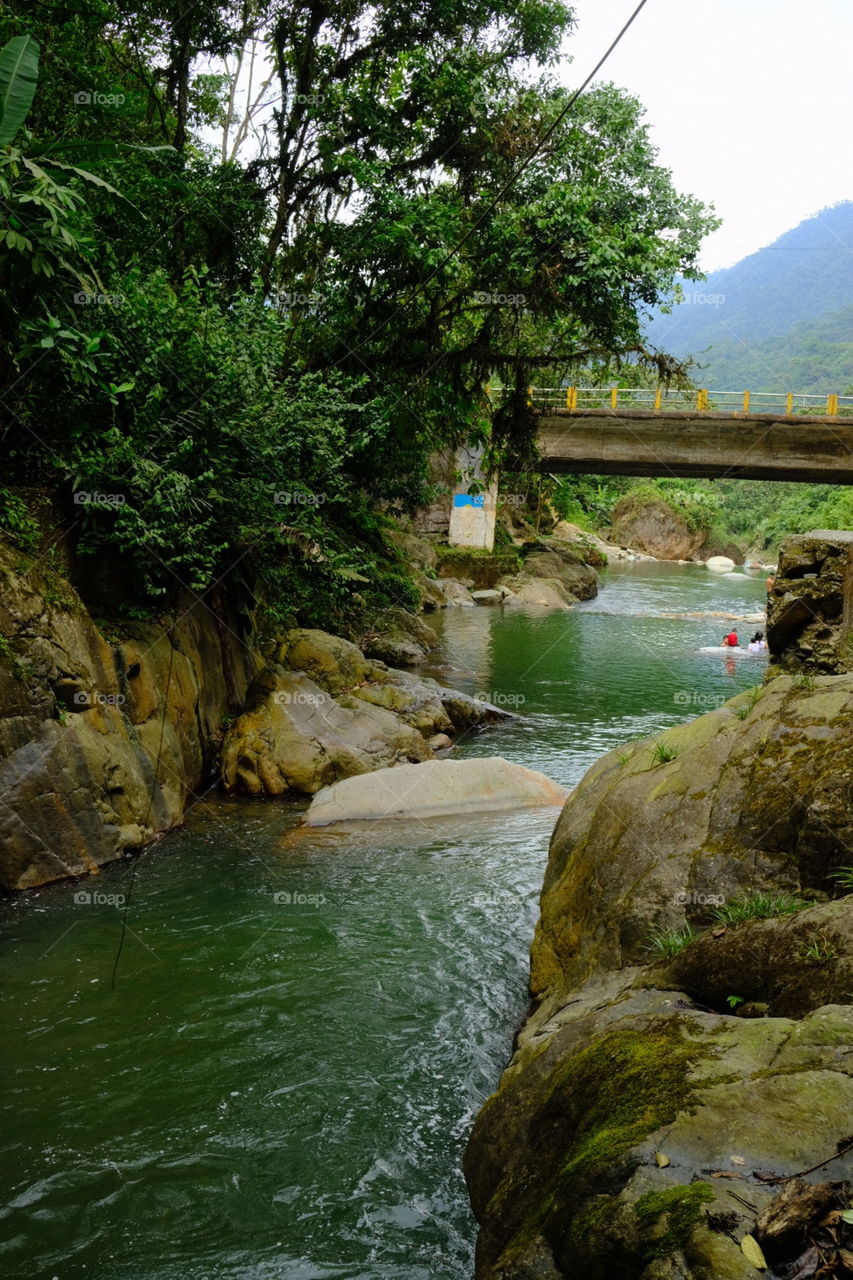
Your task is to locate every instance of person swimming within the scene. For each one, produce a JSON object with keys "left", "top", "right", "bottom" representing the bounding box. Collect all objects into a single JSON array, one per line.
[
  {"left": 748, "top": 631, "right": 767, "bottom": 653},
  {"left": 721, "top": 630, "right": 739, "bottom": 647}
]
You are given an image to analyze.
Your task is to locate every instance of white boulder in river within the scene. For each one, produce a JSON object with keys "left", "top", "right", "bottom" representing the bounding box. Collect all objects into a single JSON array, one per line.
[
  {"left": 303, "top": 757, "right": 569, "bottom": 825},
  {"left": 705, "top": 554, "right": 735, "bottom": 571}
]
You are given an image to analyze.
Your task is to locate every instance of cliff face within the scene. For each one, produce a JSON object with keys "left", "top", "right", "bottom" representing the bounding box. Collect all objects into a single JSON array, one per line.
[
  {"left": 464, "top": 535, "right": 853, "bottom": 1280},
  {"left": 0, "top": 538, "right": 259, "bottom": 889}
]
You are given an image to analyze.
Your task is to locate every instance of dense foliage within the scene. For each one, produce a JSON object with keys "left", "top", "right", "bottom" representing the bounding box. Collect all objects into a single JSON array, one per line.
[{"left": 0, "top": 1, "right": 716, "bottom": 627}]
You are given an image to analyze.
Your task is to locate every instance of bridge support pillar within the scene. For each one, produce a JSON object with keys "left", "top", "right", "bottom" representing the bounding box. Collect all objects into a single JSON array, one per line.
[{"left": 447, "top": 444, "right": 497, "bottom": 551}]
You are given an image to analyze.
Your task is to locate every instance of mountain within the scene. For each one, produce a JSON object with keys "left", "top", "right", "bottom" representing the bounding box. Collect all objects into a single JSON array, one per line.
[{"left": 643, "top": 202, "right": 853, "bottom": 391}]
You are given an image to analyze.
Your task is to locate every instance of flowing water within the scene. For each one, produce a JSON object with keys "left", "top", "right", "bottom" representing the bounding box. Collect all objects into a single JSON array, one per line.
[{"left": 0, "top": 562, "right": 768, "bottom": 1280}]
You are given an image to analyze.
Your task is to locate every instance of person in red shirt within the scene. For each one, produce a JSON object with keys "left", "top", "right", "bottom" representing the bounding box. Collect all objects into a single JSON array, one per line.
[{"left": 721, "top": 630, "right": 739, "bottom": 647}]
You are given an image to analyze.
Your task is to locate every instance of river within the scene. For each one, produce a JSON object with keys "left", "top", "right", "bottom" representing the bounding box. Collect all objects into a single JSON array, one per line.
[{"left": 0, "top": 562, "right": 768, "bottom": 1280}]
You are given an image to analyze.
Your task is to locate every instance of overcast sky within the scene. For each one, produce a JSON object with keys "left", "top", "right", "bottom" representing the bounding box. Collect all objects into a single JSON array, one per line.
[{"left": 560, "top": 0, "right": 853, "bottom": 271}]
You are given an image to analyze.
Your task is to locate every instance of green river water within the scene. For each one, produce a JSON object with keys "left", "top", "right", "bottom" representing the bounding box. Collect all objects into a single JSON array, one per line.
[{"left": 0, "top": 562, "right": 769, "bottom": 1280}]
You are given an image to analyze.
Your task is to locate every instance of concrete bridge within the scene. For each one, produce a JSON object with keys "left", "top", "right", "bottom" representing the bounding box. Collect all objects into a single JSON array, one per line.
[
  {"left": 535, "top": 386, "right": 853, "bottom": 484},
  {"left": 447, "top": 387, "right": 853, "bottom": 550}
]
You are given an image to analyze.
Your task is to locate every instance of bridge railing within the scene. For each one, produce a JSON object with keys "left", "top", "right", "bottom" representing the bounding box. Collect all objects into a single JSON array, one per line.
[{"left": 503, "top": 386, "right": 853, "bottom": 416}]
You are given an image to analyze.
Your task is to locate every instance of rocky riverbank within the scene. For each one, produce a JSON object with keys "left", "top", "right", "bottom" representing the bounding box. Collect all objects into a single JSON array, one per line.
[
  {"left": 0, "top": 516, "right": 606, "bottom": 890},
  {"left": 464, "top": 531, "right": 853, "bottom": 1280},
  {"left": 0, "top": 536, "right": 514, "bottom": 890}
]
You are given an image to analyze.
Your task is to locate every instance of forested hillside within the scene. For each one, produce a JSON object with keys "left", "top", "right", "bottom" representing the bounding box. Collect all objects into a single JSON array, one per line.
[
  {"left": 644, "top": 202, "right": 853, "bottom": 390},
  {"left": 0, "top": 1, "right": 713, "bottom": 633}
]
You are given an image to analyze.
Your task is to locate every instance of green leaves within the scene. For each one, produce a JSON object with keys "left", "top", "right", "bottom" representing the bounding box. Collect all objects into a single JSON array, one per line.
[{"left": 0, "top": 36, "right": 40, "bottom": 148}]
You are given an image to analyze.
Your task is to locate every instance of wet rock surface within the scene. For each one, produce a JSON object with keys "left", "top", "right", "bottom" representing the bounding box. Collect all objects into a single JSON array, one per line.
[{"left": 465, "top": 671, "right": 853, "bottom": 1280}]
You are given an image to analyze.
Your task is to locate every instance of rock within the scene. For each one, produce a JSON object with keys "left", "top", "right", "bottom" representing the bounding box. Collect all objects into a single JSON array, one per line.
[
  {"left": 364, "top": 635, "right": 427, "bottom": 665},
  {"left": 767, "top": 530, "right": 853, "bottom": 673},
  {"left": 0, "top": 539, "right": 259, "bottom": 890},
  {"left": 661, "top": 897, "right": 853, "bottom": 1018},
  {"left": 428, "top": 733, "right": 453, "bottom": 751},
  {"left": 221, "top": 667, "right": 432, "bottom": 796},
  {"left": 706, "top": 555, "right": 736, "bottom": 571},
  {"left": 550, "top": 522, "right": 609, "bottom": 568},
  {"left": 273, "top": 628, "right": 372, "bottom": 695},
  {"left": 302, "top": 756, "right": 569, "bottom": 825},
  {"left": 351, "top": 666, "right": 510, "bottom": 737},
  {"left": 531, "top": 675, "right": 853, "bottom": 998},
  {"left": 440, "top": 579, "right": 477, "bottom": 606},
  {"left": 502, "top": 578, "right": 572, "bottom": 609},
  {"left": 412, "top": 570, "right": 450, "bottom": 610},
  {"left": 471, "top": 589, "right": 503, "bottom": 604},
  {"left": 361, "top": 608, "right": 439, "bottom": 667},
  {"left": 466, "top": 976, "right": 853, "bottom": 1280},
  {"left": 609, "top": 496, "right": 707, "bottom": 560},
  {"left": 520, "top": 548, "right": 599, "bottom": 601}
]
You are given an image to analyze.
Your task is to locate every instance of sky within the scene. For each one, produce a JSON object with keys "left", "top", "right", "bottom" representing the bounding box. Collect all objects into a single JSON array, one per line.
[{"left": 560, "top": 0, "right": 853, "bottom": 271}]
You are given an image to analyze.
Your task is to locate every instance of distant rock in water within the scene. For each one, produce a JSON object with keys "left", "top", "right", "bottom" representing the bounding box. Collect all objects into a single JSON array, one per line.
[
  {"left": 608, "top": 494, "right": 707, "bottom": 561},
  {"left": 302, "top": 757, "right": 569, "bottom": 825}
]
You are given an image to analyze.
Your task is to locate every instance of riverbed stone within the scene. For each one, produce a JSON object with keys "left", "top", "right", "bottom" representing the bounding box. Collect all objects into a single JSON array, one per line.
[
  {"left": 221, "top": 667, "right": 432, "bottom": 796},
  {"left": 501, "top": 578, "right": 572, "bottom": 609},
  {"left": 440, "top": 579, "right": 478, "bottom": 606},
  {"left": 302, "top": 755, "right": 569, "bottom": 825}
]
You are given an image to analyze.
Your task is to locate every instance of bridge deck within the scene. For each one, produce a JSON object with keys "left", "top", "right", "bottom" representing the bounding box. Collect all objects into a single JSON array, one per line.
[{"left": 536, "top": 408, "right": 853, "bottom": 483}]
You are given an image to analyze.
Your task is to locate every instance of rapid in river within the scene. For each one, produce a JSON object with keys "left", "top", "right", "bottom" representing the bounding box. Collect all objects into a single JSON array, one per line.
[{"left": 0, "top": 561, "right": 768, "bottom": 1280}]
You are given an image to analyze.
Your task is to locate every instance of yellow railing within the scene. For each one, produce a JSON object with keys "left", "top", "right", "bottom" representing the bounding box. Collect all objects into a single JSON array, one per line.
[{"left": 517, "top": 387, "right": 853, "bottom": 416}]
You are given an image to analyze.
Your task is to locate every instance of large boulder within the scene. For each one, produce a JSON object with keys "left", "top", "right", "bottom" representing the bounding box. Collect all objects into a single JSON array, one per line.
[
  {"left": 608, "top": 495, "right": 707, "bottom": 560},
  {"left": 361, "top": 608, "right": 440, "bottom": 666},
  {"left": 466, "top": 969, "right": 853, "bottom": 1280},
  {"left": 272, "top": 628, "right": 372, "bottom": 695},
  {"left": 350, "top": 666, "right": 510, "bottom": 737},
  {"left": 465, "top": 672, "right": 853, "bottom": 1280},
  {"left": 501, "top": 578, "right": 572, "bottom": 609},
  {"left": 520, "top": 546, "right": 599, "bottom": 602},
  {"left": 221, "top": 667, "right": 432, "bottom": 796},
  {"left": 532, "top": 674, "right": 853, "bottom": 997},
  {"left": 768, "top": 530, "right": 853, "bottom": 673},
  {"left": 302, "top": 756, "right": 569, "bottom": 825}
]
